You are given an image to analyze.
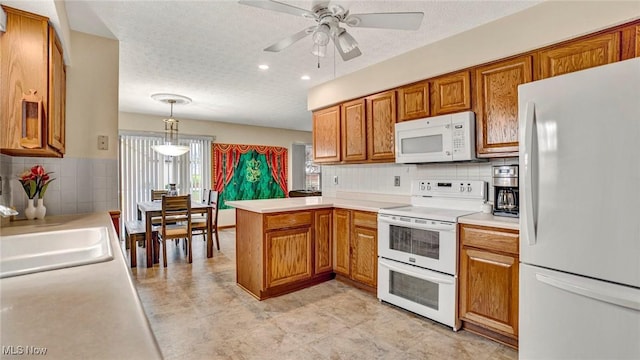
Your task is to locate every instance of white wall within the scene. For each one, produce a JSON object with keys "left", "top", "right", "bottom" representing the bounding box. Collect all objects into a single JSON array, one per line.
[
  {"left": 308, "top": 1, "right": 640, "bottom": 110},
  {"left": 119, "top": 112, "right": 313, "bottom": 227}
]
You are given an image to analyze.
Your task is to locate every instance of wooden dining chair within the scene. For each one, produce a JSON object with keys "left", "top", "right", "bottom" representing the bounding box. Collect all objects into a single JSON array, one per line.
[
  {"left": 191, "top": 190, "right": 220, "bottom": 251},
  {"left": 151, "top": 189, "right": 168, "bottom": 201},
  {"left": 158, "top": 194, "right": 192, "bottom": 266}
]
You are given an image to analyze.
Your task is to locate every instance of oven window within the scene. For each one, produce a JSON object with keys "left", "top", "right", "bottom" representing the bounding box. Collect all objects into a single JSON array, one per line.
[
  {"left": 390, "top": 270, "right": 439, "bottom": 310},
  {"left": 389, "top": 225, "right": 440, "bottom": 259},
  {"left": 401, "top": 134, "right": 443, "bottom": 154}
]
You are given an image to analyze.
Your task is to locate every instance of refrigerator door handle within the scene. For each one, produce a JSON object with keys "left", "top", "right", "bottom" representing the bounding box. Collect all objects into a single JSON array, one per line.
[
  {"left": 536, "top": 273, "right": 640, "bottom": 311},
  {"left": 523, "top": 101, "right": 538, "bottom": 245}
]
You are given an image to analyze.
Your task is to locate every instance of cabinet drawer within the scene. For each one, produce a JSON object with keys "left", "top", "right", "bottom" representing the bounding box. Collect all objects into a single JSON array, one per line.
[
  {"left": 460, "top": 224, "right": 519, "bottom": 255},
  {"left": 352, "top": 211, "right": 377, "bottom": 229},
  {"left": 265, "top": 211, "right": 312, "bottom": 230}
]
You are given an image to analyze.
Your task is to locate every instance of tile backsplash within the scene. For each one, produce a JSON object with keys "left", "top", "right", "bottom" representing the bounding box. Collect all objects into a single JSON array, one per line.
[
  {"left": 0, "top": 154, "right": 119, "bottom": 218},
  {"left": 321, "top": 158, "right": 518, "bottom": 203}
]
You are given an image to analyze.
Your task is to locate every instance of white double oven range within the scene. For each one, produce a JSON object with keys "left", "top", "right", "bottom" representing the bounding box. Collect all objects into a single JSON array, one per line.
[{"left": 377, "top": 179, "right": 486, "bottom": 330}]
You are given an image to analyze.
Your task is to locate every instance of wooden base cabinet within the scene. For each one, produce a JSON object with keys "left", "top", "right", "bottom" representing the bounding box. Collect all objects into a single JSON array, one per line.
[
  {"left": 333, "top": 209, "right": 378, "bottom": 289},
  {"left": 235, "top": 209, "right": 333, "bottom": 300},
  {"left": 459, "top": 224, "right": 519, "bottom": 348}
]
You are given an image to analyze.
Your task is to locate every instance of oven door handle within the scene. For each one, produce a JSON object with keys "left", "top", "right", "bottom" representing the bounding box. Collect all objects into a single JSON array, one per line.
[
  {"left": 378, "top": 216, "right": 455, "bottom": 232},
  {"left": 379, "top": 259, "right": 454, "bottom": 285}
]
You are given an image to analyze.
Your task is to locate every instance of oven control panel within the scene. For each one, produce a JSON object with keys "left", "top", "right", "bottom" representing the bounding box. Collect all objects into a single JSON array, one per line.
[{"left": 411, "top": 179, "right": 486, "bottom": 199}]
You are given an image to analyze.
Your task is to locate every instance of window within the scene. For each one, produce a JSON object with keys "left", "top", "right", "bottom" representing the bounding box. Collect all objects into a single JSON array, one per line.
[
  {"left": 305, "top": 144, "right": 321, "bottom": 191},
  {"left": 119, "top": 133, "right": 211, "bottom": 221}
]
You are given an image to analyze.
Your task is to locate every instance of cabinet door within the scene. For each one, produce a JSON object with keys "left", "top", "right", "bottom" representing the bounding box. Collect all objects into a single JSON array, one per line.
[
  {"left": 366, "top": 90, "right": 396, "bottom": 161},
  {"left": 459, "top": 247, "right": 519, "bottom": 338},
  {"left": 265, "top": 227, "right": 313, "bottom": 289},
  {"left": 0, "top": 8, "right": 48, "bottom": 152},
  {"left": 333, "top": 209, "right": 351, "bottom": 276},
  {"left": 351, "top": 225, "right": 377, "bottom": 287},
  {"left": 312, "top": 105, "right": 341, "bottom": 163},
  {"left": 398, "top": 80, "right": 430, "bottom": 121},
  {"left": 48, "top": 26, "right": 65, "bottom": 153},
  {"left": 431, "top": 71, "right": 471, "bottom": 115},
  {"left": 314, "top": 209, "right": 333, "bottom": 275},
  {"left": 341, "top": 98, "right": 367, "bottom": 162},
  {"left": 538, "top": 32, "right": 620, "bottom": 79},
  {"left": 475, "top": 56, "right": 533, "bottom": 157}
]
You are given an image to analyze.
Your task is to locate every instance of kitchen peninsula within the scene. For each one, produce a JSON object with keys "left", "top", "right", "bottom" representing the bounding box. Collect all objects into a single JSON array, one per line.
[{"left": 226, "top": 197, "right": 405, "bottom": 300}]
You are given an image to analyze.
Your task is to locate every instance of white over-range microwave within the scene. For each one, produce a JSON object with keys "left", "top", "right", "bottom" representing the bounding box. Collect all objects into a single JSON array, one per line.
[{"left": 395, "top": 111, "right": 477, "bottom": 164}]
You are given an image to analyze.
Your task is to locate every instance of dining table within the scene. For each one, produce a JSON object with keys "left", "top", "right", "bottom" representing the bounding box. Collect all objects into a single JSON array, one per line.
[{"left": 137, "top": 200, "right": 214, "bottom": 268}]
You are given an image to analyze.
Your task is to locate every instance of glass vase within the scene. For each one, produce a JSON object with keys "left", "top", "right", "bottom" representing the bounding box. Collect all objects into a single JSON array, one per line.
[
  {"left": 35, "top": 198, "right": 47, "bottom": 219},
  {"left": 24, "top": 198, "right": 36, "bottom": 220}
]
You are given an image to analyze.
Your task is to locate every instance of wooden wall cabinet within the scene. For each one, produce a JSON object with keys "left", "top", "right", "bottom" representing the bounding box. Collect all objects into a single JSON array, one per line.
[
  {"left": 0, "top": 6, "right": 66, "bottom": 157},
  {"left": 538, "top": 32, "right": 621, "bottom": 79},
  {"left": 341, "top": 98, "right": 367, "bottom": 162},
  {"left": 333, "top": 209, "right": 378, "bottom": 289},
  {"left": 459, "top": 223, "right": 519, "bottom": 348},
  {"left": 235, "top": 209, "right": 334, "bottom": 300},
  {"left": 475, "top": 56, "right": 533, "bottom": 157},
  {"left": 431, "top": 71, "right": 471, "bottom": 116},
  {"left": 312, "top": 105, "right": 341, "bottom": 163},
  {"left": 365, "top": 90, "right": 396, "bottom": 162},
  {"left": 398, "top": 80, "right": 430, "bottom": 121}
]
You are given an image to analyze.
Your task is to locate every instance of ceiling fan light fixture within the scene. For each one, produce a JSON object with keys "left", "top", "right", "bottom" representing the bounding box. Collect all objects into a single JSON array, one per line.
[
  {"left": 311, "top": 43, "right": 327, "bottom": 57},
  {"left": 337, "top": 30, "right": 358, "bottom": 53},
  {"left": 312, "top": 24, "right": 331, "bottom": 46}
]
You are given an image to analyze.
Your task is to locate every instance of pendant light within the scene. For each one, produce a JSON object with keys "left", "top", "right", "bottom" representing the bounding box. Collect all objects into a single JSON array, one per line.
[{"left": 151, "top": 93, "right": 191, "bottom": 156}]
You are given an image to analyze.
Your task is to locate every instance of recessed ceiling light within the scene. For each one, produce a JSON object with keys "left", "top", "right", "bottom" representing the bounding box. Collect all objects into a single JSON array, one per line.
[
  {"left": 258, "top": 64, "right": 269, "bottom": 70},
  {"left": 301, "top": 75, "right": 310, "bottom": 80}
]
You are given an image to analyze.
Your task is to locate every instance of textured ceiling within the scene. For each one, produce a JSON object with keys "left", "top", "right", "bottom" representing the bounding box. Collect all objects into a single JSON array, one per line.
[{"left": 4, "top": 0, "right": 541, "bottom": 131}]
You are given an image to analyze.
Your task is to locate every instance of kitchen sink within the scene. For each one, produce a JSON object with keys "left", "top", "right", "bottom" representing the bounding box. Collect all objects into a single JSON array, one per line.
[{"left": 0, "top": 227, "right": 114, "bottom": 278}]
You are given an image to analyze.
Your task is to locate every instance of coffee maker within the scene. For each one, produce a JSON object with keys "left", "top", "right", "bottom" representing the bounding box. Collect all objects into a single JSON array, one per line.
[{"left": 493, "top": 165, "right": 519, "bottom": 217}]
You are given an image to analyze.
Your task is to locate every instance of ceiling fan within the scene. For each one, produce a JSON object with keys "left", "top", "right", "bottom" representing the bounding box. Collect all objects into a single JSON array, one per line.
[{"left": 238, "top": 0, "right": 424, "bottom": 61}]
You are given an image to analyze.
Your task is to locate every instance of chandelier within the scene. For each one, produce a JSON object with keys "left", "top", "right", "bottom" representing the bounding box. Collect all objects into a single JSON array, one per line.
[{"left": 150, "top": 93, "right": 191, "bottom": 156}]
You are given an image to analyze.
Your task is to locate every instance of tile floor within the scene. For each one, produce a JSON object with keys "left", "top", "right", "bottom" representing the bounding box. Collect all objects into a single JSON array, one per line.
[{"left": 129, "top": 229, "right": 518, "bottom": 360}]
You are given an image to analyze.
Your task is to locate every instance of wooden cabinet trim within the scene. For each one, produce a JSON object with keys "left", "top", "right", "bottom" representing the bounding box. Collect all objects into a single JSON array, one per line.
[{"left": 314, "top": 209, "right": 333, "bottom": 275}]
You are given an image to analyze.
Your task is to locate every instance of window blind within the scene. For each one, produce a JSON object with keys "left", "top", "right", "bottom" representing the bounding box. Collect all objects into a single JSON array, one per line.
[{"left": 119, "top": 134, "right": 211, "bottom": 222}]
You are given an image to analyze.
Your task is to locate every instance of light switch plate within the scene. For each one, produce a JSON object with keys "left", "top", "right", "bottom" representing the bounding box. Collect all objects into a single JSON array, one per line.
[
  {"left": 333, "top": 176, "right": 338, "bottom": 185},
  {"left": 394, "top": 176, "right": 400, "bottom": 187},
  {"left": 98, "top": 135, "right": 108, "bottom": 150}
]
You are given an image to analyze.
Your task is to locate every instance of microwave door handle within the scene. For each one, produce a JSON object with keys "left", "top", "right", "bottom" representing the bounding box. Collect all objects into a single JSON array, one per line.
[
  {"left": 379, "top": 259, "right": 454, "bottom": 285},
  {"left": 522, "top": 101, "right": 538, "bottom": 246}
]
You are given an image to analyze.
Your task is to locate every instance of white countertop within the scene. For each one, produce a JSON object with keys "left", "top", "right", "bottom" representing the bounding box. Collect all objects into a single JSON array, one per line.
[
  {"left": 458, "top": 212, "right": 520, "bottom": 231},
  {"left": 226, "top": 196, "right": 407, "bottom": 213},
  {"left": 0, "top": 213, "right": 162, "bottom": 359}
]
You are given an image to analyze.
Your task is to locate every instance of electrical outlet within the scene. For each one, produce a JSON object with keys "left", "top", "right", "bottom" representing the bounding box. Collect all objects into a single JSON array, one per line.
[
  {"left": 333, "top": 176, "right": 339, "bottom": 185},
  {"left": 98, "top": 135, "right": 109, "bottom": 150},
  {"left": 394, "top": 176, "right": 400, "bottom": 187}
]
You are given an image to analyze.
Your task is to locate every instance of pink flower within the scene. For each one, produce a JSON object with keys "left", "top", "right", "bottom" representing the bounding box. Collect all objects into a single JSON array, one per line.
[{"left": 17, "top": 165, "right": 55, "bottom": 199}]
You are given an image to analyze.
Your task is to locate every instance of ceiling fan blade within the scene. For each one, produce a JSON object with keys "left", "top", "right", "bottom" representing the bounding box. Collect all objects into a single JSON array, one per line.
[
  {"left": 345, "top": 12, "right": 424, "bottom": 30},
  {"left": 333, "top": 34, "right": 361, "bottom": 61},
  {"left": 264, "top": 27, "right": 315, "bottom": 52},
  {"left": 239, "top": 0, "right": 314, "bottom": 18}
]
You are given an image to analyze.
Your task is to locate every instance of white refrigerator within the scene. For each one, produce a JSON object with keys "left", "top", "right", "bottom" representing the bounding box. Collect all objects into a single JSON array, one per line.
[{"left": 518, "top": 58, "right": 640, "bottom": 359}]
